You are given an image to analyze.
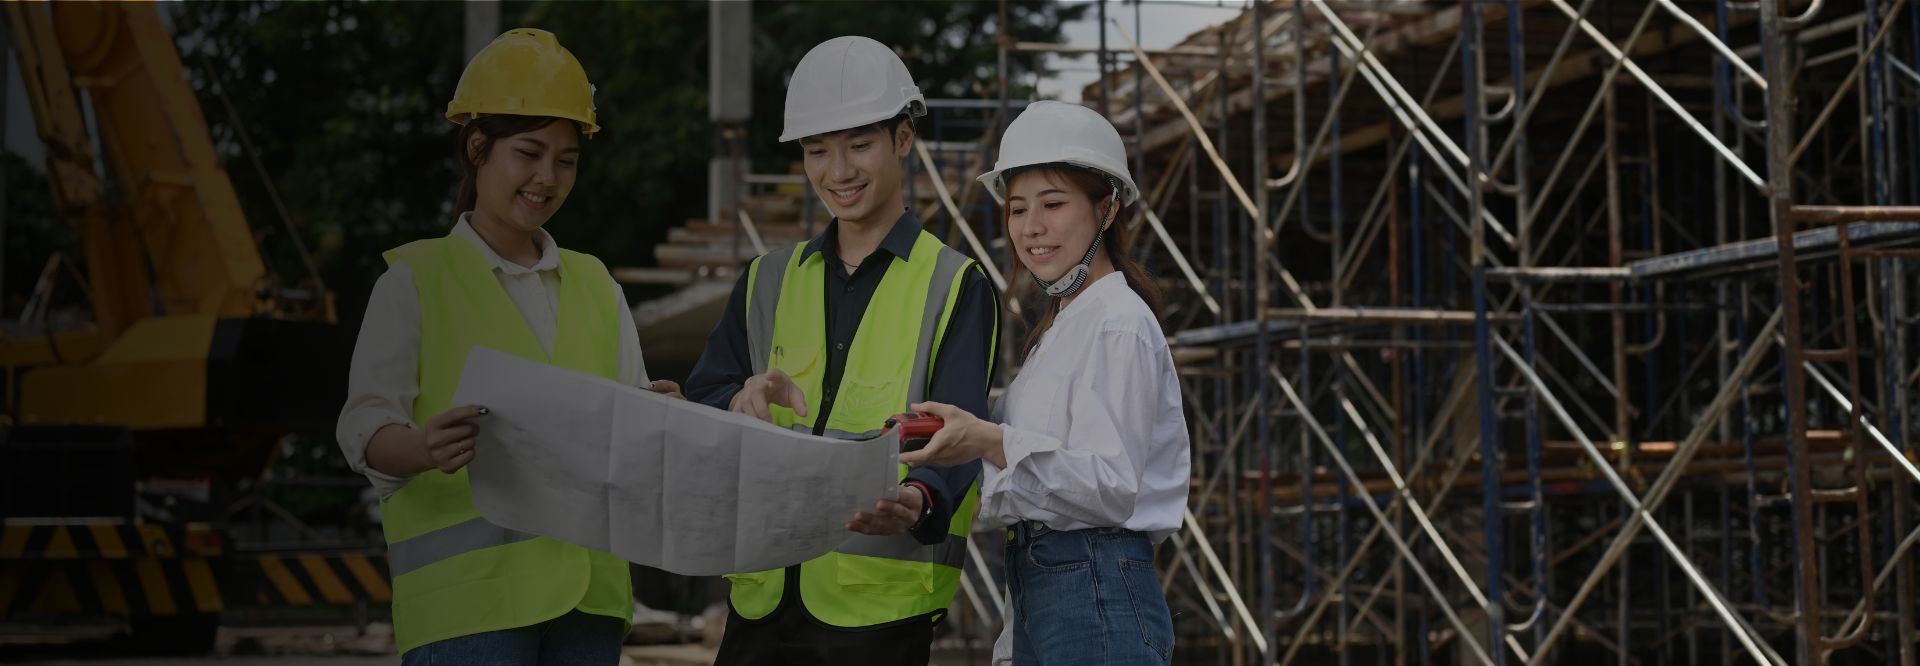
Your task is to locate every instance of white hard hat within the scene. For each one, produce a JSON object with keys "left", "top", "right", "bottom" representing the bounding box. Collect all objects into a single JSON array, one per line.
[
  {"left": 780, "top": 36, "right": 928, "bottom": 142},
  {"left": 976, "top": 100, "right": 1139, "bottom": 206}
]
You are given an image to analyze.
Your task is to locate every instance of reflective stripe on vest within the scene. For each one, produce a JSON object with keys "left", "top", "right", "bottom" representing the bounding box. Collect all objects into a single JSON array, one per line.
[
  {"left": 387, "top": 517, "right": 538, "bottom": 577},
  {"left": 745, "top": 245, "right": 790, "bottom": 378},
  {"left": 376, "top": 235, "right": 632, "bottom": 653},
  {"left": 731, "top": 230, "right": 986, "bottom": 628},
  {"left": 746, "top": 241, "right": 972, "bottom": 409}
]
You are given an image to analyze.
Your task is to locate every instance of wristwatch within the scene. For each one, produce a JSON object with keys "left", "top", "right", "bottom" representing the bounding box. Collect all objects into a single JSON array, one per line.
[{"left": 904, "top": 483, "right": 933, "bottom": 530}]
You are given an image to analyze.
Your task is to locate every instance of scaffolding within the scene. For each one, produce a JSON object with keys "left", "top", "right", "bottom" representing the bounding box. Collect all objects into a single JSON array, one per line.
[{"left": 898, "top": 0, "right": 1920, "bottom": 663}]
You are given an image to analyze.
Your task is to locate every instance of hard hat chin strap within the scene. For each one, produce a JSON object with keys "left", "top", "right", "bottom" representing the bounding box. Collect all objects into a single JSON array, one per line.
[
  {"left": 1032, "top": 180, "right": 1120, "bottom": 299},
  {"left": 1033, "top": 230, "right": 1102, "bottom": 298}
]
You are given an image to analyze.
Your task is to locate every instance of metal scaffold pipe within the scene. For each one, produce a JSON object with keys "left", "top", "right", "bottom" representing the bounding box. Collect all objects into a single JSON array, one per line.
[{"left": 1041, "top": 0, "right": 1920, "bottom": 662}]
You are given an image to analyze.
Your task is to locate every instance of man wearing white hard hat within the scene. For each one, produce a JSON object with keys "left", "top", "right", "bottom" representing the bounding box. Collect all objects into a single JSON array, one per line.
[
  {"left": 684, "top": 35, "right": 1000, "bottom": 664},
  {"left": 901, "top": 100, "right": 1190, "bottom": 664}
]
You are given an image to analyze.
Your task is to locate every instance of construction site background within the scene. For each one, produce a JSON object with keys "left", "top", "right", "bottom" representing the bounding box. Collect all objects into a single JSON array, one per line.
[{"left": 7, "top": 0, "right": 1920, "bottom": 665}]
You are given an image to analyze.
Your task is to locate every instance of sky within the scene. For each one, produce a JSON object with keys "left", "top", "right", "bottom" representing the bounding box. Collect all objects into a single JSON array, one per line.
[{"left": 1043, "top": 0, "right": 1249, "bottom": 103}]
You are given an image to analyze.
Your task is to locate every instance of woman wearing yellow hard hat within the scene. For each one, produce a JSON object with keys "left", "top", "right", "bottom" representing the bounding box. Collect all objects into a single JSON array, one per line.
[{"left": 334, "top": 28, "right": 677, "bottom": 664}]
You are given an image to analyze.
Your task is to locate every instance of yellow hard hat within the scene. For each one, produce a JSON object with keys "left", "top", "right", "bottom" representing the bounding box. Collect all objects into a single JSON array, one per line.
[{"left": 445, "top": 28, "right": 599, "bottom": 135}]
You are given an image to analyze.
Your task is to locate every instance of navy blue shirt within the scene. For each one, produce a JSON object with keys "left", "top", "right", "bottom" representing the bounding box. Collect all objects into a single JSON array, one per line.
[{"left": 685, "top": 210, "right": 998, "bottom": 544}]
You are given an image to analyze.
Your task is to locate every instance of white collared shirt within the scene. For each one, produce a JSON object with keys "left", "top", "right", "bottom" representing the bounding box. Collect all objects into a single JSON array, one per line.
[
  {"left": 334, "top": 214, "right": 648, "bottom": 498},
  {"left": 979, "top": 272, "right": 1191, "bottom": 543}
]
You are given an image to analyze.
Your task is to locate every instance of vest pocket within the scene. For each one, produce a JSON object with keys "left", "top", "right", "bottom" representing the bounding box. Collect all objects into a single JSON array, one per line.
[
  {"left": 768, "top": 343, "right": 820, "bottom": 425},
  {"left": 838, "top": 376, "right": 900, "bottom": 417},
  {"left": 723, "top": 570, "right": 779, "bottom": 620},
  {"left": 722, "top": 570, "right": 771, "bottom": 585},
  {"left": 835, "top": 555, "right": 935, "bottom": 596},
  {"left": 771, "top": 336, "right": 820, "bottom": 379}
]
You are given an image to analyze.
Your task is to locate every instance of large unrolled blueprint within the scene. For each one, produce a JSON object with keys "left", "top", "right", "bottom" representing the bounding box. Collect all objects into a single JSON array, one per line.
[{"left": 449, "top": 347, "right": 900, "bottom": 576}]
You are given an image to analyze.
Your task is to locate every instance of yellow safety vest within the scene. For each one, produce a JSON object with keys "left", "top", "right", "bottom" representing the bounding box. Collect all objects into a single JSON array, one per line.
[
  {"left": 724, "top": 230, "right": 988, "bottom": 628},
  {"left": 378, "top": 236, "right": 632, "bottom": 654}
]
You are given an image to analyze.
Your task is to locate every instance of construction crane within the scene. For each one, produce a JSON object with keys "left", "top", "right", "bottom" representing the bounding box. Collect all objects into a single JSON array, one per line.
[{"left": 0, "top": 2, "right": 356, "bottom": 653}]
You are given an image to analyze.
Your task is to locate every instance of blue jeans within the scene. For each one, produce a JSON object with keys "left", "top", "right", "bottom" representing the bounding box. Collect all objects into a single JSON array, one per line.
[
  {"left": 1005, "top": 522, "right": 1174, "bottom": 665},
  {"left": 399, "top": 610, "right": 625, "bottom": 666}
]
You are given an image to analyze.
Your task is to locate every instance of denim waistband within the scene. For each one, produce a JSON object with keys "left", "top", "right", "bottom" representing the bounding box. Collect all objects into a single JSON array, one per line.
[{"left": 1005, "top": 521, "right": 1145, "bottom": 547}]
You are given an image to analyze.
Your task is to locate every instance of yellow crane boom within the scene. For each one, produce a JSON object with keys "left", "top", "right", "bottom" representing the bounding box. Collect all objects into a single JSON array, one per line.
[{"left": 3, "top": 2, "right": 340, "bottom": 433}]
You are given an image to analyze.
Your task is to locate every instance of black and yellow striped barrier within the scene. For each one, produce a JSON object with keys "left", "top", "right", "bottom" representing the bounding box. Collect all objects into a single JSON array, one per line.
[
  {"left": 1, "top": 521, "right": 392, "bottom": 616},
  {"left": 233, "top": 552, "right": 390, "bottom": 607},
  {"left": 0, "top": 521, "right": 224, "bottom": 560},
  {"left": 0, "top": 521, "right": 223, "bottom": 617},
  {"left": 0, "top": 557, "right": 222, "bottom": 616}
]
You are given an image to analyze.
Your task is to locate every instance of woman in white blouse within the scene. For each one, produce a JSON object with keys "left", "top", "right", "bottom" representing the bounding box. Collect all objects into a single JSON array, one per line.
[{"left": 901, "top": 100, "right": 1191, "bottom": 665}]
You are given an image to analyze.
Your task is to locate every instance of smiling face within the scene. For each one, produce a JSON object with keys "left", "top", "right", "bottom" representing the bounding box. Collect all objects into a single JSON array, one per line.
[
  {"left": 799, "top": 119, "right": 912, "bottom": 226},
  {"left": 468, "top": 119, "right": 580, "bottom": 235},
  {"left": 1005, "top": 168, "right": 1115, "bottom": 282}
]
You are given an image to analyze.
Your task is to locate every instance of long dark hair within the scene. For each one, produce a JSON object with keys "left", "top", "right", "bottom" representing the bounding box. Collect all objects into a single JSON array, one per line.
[
  {"left": 1010, "top": 166, "right": 1163, "bottom": 360},
  {"left": 450, "top": 114, "right": 566, "bottom": 225}
]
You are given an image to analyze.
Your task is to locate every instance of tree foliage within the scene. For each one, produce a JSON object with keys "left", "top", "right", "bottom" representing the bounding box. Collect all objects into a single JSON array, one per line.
[
  {"left": 168, "top": 0, "right": 716, "bottom": 320},
  {"left": 8, "top": 1, "right": 1081, "bottom": 324}
]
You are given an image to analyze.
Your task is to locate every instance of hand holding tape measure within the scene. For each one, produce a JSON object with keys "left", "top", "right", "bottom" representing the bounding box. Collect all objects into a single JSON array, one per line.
[{"left": 894, "top": 402, "right": 1007, "bottom": 469}]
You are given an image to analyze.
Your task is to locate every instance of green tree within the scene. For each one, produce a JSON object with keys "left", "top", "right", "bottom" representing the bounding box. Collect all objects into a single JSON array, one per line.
[
  {"left": 511, "top": 0, "right": 713, "bottom": 288},
  {"left": 170, "top": 1, "right": 473, "bottom": 322},
  {"left": 170, "top": 1, "right": 721, "bottom": 322},
  {"left": 15, "top": 2, "right": 1082, "bottom": 323},
  {"left": 163, "top": 0, "right": 1082, "bottom": 321},
  {"left": 5, "top": 0, "right": 1082, "bottom": 554},
  {"left": 169, "top": 1, "right": 722, "bottom": 321}
]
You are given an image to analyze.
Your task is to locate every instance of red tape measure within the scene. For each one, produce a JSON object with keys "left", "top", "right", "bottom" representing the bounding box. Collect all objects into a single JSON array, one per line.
[{"left": 885, "top": 412, "right": 945, "bottom": 452}]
